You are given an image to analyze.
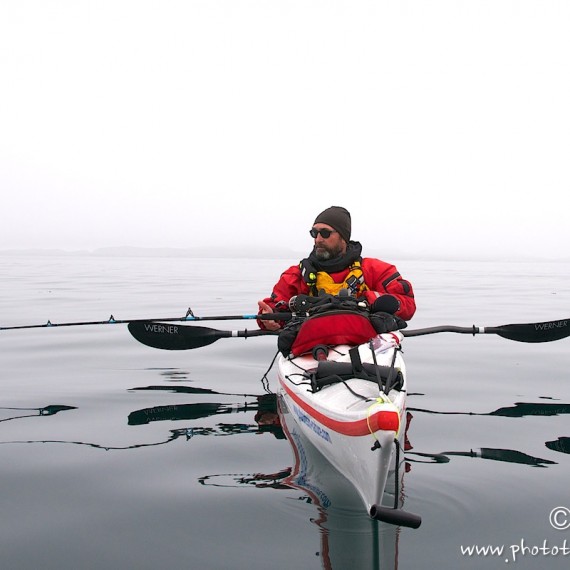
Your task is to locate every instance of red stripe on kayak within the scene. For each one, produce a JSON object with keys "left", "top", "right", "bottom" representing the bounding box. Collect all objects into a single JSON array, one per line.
[{"left": 280, "top": 377, "right": 400, "bottom": 436}]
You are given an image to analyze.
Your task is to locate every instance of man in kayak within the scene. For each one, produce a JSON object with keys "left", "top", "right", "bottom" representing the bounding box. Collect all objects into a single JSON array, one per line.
[{"left": 257, "top": 205, "right": 416, "bottom": 331}]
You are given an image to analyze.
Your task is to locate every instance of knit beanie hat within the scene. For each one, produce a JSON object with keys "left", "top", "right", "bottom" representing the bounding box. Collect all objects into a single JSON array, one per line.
[{"left": 313, "top": 206, "right": 351, "bottom": 242}]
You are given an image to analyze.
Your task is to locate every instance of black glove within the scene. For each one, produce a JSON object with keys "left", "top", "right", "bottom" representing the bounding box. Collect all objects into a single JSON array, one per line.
[{"left": 371, "top": 295, "right": 400, "bottom": 315}]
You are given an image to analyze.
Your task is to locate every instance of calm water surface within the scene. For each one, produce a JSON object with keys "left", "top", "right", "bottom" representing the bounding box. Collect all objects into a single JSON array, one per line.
[{"left": 1, "top": 255, "right": 569, "bottom": 569}]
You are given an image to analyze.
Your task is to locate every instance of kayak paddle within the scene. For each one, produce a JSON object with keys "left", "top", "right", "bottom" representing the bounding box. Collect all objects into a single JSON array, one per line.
[{"left": 128, "top": 317, "right": 570, "bottom": 350}]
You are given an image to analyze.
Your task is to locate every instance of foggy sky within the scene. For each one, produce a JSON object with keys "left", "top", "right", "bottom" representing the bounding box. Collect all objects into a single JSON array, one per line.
[{"left": 1, "top": 1, "right": 568, "bottom": 261}]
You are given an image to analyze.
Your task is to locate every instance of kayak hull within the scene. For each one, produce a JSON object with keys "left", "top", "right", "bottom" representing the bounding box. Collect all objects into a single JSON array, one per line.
[{"left": 277, "top": 332, "right": 407, "bottom": 517}]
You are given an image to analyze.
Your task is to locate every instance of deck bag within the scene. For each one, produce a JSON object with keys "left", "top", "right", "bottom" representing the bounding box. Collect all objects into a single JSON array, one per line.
[{"left": 279, "top": 310, "right": 378, "bottom": 357}]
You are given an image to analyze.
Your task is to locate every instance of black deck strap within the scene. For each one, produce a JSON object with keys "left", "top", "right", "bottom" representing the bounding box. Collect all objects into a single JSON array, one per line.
[
  {"left": 316, "top": 361, "right": 393, "bottom": 381},
  {"left": 310, "top": 374, "right": 345, "bottom": 391},
  {"left": 349, "top": 346, "right": 363, "bottom": 375},
  {"left": 384, "top": 347, "right": 400, "bottom": 394},
  {"left": 312, "top": 361, "right": 403, "bottom": 392}
]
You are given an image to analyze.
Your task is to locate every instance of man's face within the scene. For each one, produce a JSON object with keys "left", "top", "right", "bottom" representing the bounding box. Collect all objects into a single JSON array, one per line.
[{"left": 311, "top": 223, "right": 347, "bottom": 260}]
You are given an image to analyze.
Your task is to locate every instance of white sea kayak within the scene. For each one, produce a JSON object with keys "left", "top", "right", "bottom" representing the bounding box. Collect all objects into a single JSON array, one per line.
[{"left": 276, "top": 330, "right": 421, "bottom": 528}]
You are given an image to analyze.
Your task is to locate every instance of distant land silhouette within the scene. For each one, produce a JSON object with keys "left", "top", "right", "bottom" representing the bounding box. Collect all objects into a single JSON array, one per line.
[{"left": 0, "top": 246, "right": 568, "bottom": 262}]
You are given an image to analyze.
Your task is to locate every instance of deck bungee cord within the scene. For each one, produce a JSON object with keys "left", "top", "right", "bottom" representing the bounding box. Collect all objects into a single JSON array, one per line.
[{"left": 0, "top": 308, "right": 292, "bottom": 331}]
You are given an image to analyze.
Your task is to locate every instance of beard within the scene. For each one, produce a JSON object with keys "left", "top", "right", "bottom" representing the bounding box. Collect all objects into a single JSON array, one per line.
[{"left": 314, "top": 242, "right": 344, "bottom": 261}]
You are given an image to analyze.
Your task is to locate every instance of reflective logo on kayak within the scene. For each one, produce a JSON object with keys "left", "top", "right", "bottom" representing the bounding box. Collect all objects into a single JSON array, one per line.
[{"left": 293, "top": 404, "right": 332, "bottom": 443}]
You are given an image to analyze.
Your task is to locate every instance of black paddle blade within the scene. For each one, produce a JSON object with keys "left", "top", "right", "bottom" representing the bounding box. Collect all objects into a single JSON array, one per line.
[
  {"left": 403, "top": 318, "right": 570, "bottom": 343},
  {"left": 491, "top": 318, "right": 570, "bottom": 343},
  {"left": 128, "top": 321, "right": 229, "bottom": 350}
]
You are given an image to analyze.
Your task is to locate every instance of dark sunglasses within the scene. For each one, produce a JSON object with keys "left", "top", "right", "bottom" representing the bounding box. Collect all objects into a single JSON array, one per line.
[{"left": 309, "top": 228, "right": 337, "bottom": 239}]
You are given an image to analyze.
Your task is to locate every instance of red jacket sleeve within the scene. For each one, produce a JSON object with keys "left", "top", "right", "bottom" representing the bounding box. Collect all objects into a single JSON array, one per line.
[
  {"left": 257, "top": 265, "right": 309, "bottom": 330},
  {"left": 360, "top": 258, "right": 416, "bottom": 321}
]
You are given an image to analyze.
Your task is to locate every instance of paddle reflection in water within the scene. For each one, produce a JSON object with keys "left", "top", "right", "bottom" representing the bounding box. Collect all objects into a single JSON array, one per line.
[
  {"left": 407, "top": 447, "right": 556, "bottom": 467},
  {"left": 408, "top": 399, "right": 570, "bottom": 418},
  {"left": 0, "top": 386, "right": 406, "bottom": 567},
  {"left": 0, "top": 404, "right": 76, "bottom": 423},
  {"left": 0, "top": 427, "right": 194, "bottom": 451},
  {"left": 408, "top": 399, "right": 570, "bottom": 463},
  {"left": 546, "top": 437, "right": 570, "bottom": 454},
  {"left": 128, "top": 387, "right": 286, "bottom": 439},
  {"left": 0, "top": 388, "right": 285, "bottom": 451}
]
